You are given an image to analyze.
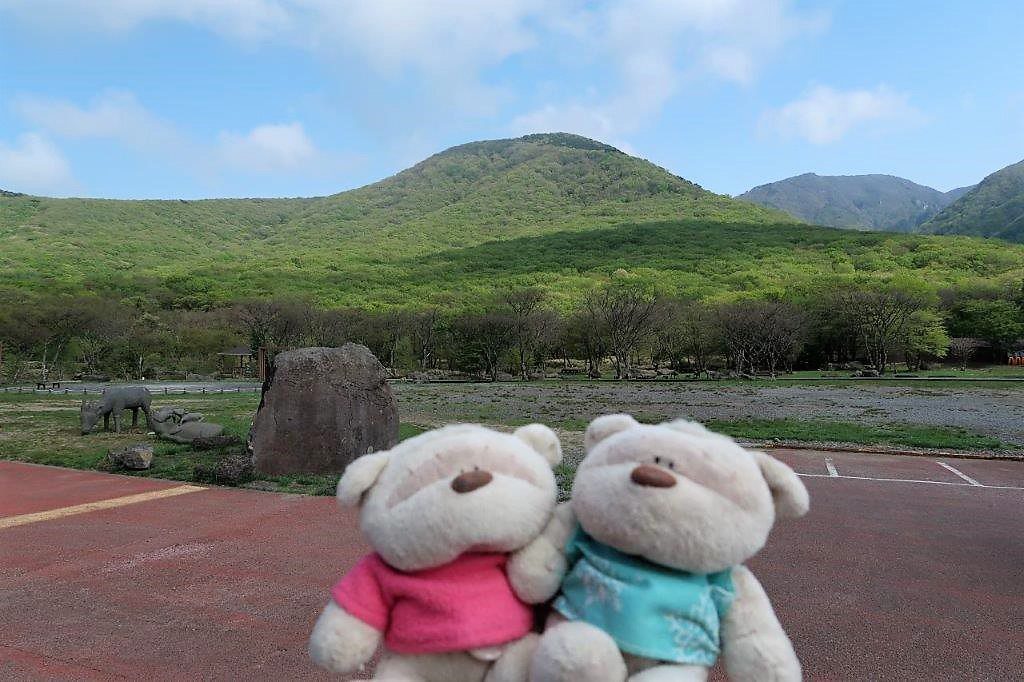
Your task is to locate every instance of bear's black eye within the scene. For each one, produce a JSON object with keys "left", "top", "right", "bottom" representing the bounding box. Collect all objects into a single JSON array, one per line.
[
  {"left": 654, "top": 456, "right": 661, "bottom": 464},
  {"left": 668, "top": 461, "right": 676, "bottom": 470}
]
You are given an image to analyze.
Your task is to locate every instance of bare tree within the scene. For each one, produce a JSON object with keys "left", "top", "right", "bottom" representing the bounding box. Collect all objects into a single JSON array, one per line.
[
  {"left": 650, "top": 299, "right": 683, "bottom": 371},
  {"left": 454, "top": 312, "right": 514, "bottom": 381},
  {"left": 715, "top": 302, "right": 762, "bottom": 376},
  {"left": 503, "top": 288, "right": 558, "bottom": 380},
  {"left": 22, "top": 299, "right": 96, "bottom": 381},
  {"left": 949, "top": 337, "right": 983, "bottom": 371},
  {"left": 341, "top": 309, "right": 405, "bottom": 368},
  {"left": 584, "top": 283, "right": 658, "bottom": 380},
  {"left": 649, "top": 299, "right": 720, "bottom": 375},
  {"left": 301, "top": 307, "right": 347, "bottom": 347},
  {"left": 760, "top": 302, "right": 807, "bottom": 375},
  {"left": 838, "top": 288, "right": 927, "bottom": 374},
  {"left": 679, "top": 302, "right": 718, "bottom": 375},
  {"left": 715, "top": 300, "right": 806, "bottom": 376},
  {"left": 407, "top": 308, "right": 441, "bottom": 370},
  {"left": 563, "top": 308, "right": 607, "bottom": 378}
]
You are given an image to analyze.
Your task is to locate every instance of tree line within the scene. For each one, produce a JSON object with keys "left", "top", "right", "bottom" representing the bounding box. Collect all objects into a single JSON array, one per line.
[{"left": 1, "top": 276, "right": 1022, "bottom": 383}]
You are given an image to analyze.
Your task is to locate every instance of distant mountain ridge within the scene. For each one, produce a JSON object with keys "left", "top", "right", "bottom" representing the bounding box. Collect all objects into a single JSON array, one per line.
[
  {"left": 2, "top": 132, "right": 1023, "bottom": 311},
  {"left": 739, "top": 173, "right": 966, "bottom": 232},
  {"left": 0, "top": 132, "right": 790, "bottom": 308},
  {"left": 919, "top": 159, "right": 1024, "bottom": 242}
]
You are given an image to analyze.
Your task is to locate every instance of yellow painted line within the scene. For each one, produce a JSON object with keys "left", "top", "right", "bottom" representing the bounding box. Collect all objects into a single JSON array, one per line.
[{"left": 0, "top": 485, "right": 205, "bottom": 530}]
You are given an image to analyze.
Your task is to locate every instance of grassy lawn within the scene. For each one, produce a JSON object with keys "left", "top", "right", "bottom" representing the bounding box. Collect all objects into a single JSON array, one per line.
[
  {"left": 704, "top": 418, "right": 1013, "bottom": 451},
  {"left": 0, "top": 392, "right": 426, "bottom": 496}
]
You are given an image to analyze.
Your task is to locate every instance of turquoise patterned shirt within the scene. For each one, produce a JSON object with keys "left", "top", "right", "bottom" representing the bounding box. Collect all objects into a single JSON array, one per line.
[{"left": 553, "top": 526, "right": 736, "bottom": 666}]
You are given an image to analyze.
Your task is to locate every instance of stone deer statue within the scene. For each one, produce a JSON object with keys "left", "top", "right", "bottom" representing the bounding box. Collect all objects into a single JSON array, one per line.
[
  {"left": 150, "top": 406, "right": 225, "bottom": 444},
  {"left": 80, "top": 387, "right": 153, "bottom": 435}
]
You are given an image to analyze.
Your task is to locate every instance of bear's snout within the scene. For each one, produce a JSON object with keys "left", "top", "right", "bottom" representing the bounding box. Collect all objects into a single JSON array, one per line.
[
  {"left": 630, "top": 464, "right": 676, "bottom": 488},
  {"left": 451, "top": 470, "right": 493, "bottom": 493}
]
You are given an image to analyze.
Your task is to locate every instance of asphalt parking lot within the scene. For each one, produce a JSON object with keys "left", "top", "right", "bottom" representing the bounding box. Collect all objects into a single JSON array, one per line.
[{"left": 2, "top": 451, "right": 1022, "bottom": 680}]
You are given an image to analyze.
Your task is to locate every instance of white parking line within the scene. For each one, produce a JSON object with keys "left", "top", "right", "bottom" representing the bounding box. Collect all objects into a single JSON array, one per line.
[
  {"left": 824, "top": 457, "right": 838, "bottom": 477},
  {"left": 797, "top": 472, "right": 1024, "bottom": 490},
  {"left": 936, "top": 461, "right": 982, "bottom": 486}
]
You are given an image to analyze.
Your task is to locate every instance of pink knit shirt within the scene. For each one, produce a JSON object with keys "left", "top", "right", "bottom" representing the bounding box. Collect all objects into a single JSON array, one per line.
[{"left": 331, "top": 552, "right": 533, "bottom": 654}]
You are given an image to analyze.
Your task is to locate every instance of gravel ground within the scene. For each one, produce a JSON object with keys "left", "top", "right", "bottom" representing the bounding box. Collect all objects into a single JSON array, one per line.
[{"left": 391, "top": 381, "right": 1024, "bottom": 447}]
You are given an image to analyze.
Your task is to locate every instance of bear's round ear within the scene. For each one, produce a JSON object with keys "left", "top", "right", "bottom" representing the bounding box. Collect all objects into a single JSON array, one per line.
[
  {"left": 662, "top": 418, "right": 715, "bottom": 438},
  {"left": 753, "top": 450, "right": 809, "bottom": 519},
  {"left": 513, "top": 424, "right": 562, "bottom": 466},
  {"left": 584, "top": 414, "right": 639, "bottom": 452},
  {"left": 336, "top": 451, "right": 390, "bottom": 507}
]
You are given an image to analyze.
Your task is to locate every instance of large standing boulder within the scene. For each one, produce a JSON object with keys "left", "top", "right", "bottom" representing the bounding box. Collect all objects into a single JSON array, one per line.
[{"left": 251, "top": 344, "right": 399, "bottom": 475}]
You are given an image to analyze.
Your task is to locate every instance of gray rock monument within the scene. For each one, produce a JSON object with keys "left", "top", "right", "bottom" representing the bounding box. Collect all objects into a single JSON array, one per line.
[{"left": 251, "top": 344, "right": 399, "bottom": 475}]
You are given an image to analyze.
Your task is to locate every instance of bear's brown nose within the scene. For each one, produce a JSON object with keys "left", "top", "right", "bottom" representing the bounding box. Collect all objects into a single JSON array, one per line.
[
  {"left": 451, "top": 470, "right": 493, "bottom": 493},
  {"left": 630, "top": 464, "right": 676, "bottom": 488}
]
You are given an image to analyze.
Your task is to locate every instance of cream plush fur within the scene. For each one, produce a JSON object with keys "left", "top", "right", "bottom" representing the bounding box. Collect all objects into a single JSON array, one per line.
[
  {"left": 309, "top": 423, "right": 566, "bottom": 681},
  {"left": 530, "top": 415, "right": 809, "bottom": 682}
]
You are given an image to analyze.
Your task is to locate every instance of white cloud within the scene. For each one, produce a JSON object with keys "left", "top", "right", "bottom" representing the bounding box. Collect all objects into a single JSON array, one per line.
[
  {"left": 512, "top": 0, "right": 827, "bottom": 142},
  {"left": 0, "top": 1, "right": 559, "bottom": 77},
  {"left": 217, "top": 122, "right": 317, "bottom": 172},
  {"left": 0, "top": 133, "right": 76, "bottom": 195},
  {"left": 1, "top": 1, "right": 826, "bottom": 135},
  {"left": 296, "top": 1, "right": 548, "bottom": 73},
  {"left": 13, "top": 91, "right": 182, "bottom": 152},
  {"left": 12, "top": 90, "right": 341, "bottom": 181},
  {"left": 761, "top": 85, "right": 922, "bottom": 144},
  {"left": 0, "top": 0, "right": 290, "bottom": 41}
]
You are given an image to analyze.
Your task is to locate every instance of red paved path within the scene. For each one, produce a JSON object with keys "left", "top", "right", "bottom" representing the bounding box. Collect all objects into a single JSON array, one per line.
[{"left": 2, "top": 453, "right": 1024, "bottom": 680}]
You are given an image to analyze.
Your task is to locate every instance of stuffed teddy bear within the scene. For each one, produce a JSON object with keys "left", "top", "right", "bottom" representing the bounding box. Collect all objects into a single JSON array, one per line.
[
  {"left": 308, "top": 423, "right": 567, "bottom": 682},
  {"left": 530, "top": 414, "right": 810, "bottom": 682}
]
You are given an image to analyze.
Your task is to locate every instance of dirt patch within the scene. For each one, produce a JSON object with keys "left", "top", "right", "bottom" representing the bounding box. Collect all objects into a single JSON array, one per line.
[
  {"left": 0, "top": 402, "right": 76, "bottom": 413},
  {"left": 391, "top": 382, "right": 1024, "bottom": 446}
]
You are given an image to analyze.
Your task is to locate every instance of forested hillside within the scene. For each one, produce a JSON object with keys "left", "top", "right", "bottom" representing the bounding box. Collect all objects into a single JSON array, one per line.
[
  {"left": 1, "top": 133, "right": 792, "bottom": 308},
  {"left": 920, "top": 159, "right": 1024, "bottom": 242},
  {"left": 3, "top": 133, "right": 1024, "bottom": 380},
  {"left": 3, "top": 133, "right": 1021, "bottom": 310}
]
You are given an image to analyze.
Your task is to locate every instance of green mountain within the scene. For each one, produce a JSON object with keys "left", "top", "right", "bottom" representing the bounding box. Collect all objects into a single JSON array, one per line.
[
  {"left": 2, "top": 133, "right": 1024, "bottom": 310},
  {"left": 738, "top": 173, "right": 962, "bottom": 232},
  {"left": 919, "top": 159, "right": 1024, "bottom": 241},
  {"left": 943, "top": 185, "right": 974, "bottom": 203}
]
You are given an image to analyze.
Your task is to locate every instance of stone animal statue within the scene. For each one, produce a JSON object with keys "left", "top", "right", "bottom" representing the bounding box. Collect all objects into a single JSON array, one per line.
[
  {"left": 80, "top": 387, "right": 153, "bottom": 435},
  {"left": 530, "top": 414, "right": 810, "bottom": 682},
  {"left": 150, "top": 406, "right": 225, "bottom": 444},
  {"left": 308, "top": 423, "right": 565, "bottom": 682}
]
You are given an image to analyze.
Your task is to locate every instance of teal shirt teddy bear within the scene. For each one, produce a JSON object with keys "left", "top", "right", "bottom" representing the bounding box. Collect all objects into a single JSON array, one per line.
[{"left": 553, "top": 525, "right": 736, "bottom": 666}]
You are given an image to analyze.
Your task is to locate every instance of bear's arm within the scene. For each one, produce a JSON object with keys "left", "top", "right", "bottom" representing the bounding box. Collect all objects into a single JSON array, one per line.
[
  {"left": 309, "top": 555, "right": 388, "bottom": 674},
  {"left": 308, "top": 601, "right": 382, "bottom": 675},
  {"left": 719, "top": 565, "right": 801, "bottom": 682},
  {"left": 507, "top": 502, "right": 576, "bottom": 604}
]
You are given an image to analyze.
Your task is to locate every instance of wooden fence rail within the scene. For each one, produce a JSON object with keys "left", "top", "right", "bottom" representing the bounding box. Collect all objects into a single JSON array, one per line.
[{"left": 0, "top": 386, "right": 261, "bottom": 395}]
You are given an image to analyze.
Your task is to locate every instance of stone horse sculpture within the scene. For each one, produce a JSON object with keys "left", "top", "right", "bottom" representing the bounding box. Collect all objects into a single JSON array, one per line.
[
  {"left": 80, "top": 387, "right": 153, "bottom": 435},
  {"left": 150, "top": 406, "right": 225, "bottom": 444}
]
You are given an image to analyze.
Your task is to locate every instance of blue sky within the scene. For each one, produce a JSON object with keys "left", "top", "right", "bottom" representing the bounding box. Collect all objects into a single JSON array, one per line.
[{"left": 1, "top": 1, "right": 1022, "bottom": 199}]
